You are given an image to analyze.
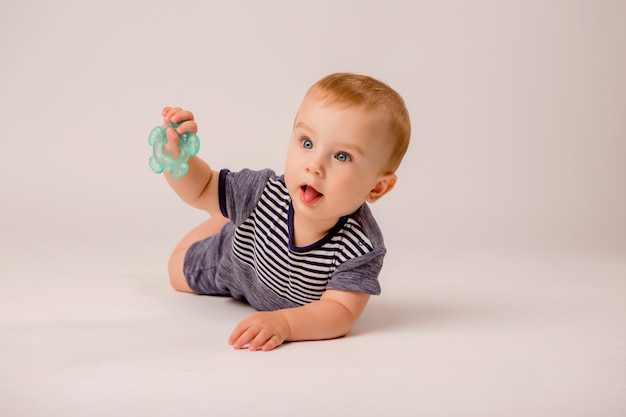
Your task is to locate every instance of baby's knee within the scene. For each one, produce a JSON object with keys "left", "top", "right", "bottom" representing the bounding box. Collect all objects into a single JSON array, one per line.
[{"left": 168, "top": 249, "right": 193, "bottom": 293}]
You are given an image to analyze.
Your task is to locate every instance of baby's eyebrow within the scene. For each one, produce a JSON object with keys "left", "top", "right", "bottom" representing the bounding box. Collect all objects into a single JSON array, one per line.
[
  {"left": 336, "top": 142, "right": 365, "bottom": 157},
  {"left": 295, "top": 121, "right": 315, "bottom": 134}
]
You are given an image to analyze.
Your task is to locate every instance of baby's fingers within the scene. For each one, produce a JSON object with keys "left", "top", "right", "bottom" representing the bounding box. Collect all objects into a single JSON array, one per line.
[
  {"left": 229, "top": 328, "right": 254, "bottom": 350},
  {"left": 247, "top": 329, "right": 277, "bottom": 351},
  {"left": 229, "top": 326, "right": 282, "bottom": 351},
  {"left": 161, "top": 106, "right": 175, "bottom": 116},
  {"left": 170, "top": 110, "right": 195, "bottom": 124},
  {"left": 161, "top": 106, "right": 179, "bottom": 125},
  {"left": 259, "top": 334, "right": 283, "bottom": 352},
  {"left": 174, "top": 120, "right": 198, "bottom": 135},
  {"left": 164, "top": 128, "right": 181, "bottom": 158},
  {"left": 162, "top": 107, "right": 195, "bottom": 126}
]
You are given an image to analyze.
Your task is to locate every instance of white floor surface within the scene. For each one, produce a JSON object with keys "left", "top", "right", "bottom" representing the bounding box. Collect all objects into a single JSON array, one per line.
[{"left": 1, "top": 241, "right": 624, "bottom": 417}]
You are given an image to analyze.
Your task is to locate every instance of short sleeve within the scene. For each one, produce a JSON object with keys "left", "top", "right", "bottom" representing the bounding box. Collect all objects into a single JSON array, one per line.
[
  {"left": 326, "top": 247, "right": 385, "bottom": 295},
  {"left": 218, "top": 168, "right": 276, "bottom": 226}
]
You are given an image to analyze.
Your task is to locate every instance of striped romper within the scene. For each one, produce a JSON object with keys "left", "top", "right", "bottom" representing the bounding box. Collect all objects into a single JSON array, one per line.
[{"left": 183, "top": 168, "right": 386, "bottom": 311}]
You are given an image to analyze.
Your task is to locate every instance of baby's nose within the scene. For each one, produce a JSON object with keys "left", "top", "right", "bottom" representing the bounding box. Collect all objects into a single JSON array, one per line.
[{"left": 305, "top": 156, "right": 324, "bottom": 176}]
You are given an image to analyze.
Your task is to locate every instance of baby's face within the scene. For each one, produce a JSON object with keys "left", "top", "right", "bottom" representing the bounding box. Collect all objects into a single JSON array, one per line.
[{"left": 284, "top": 95, "right": 394, "bottom": 225}]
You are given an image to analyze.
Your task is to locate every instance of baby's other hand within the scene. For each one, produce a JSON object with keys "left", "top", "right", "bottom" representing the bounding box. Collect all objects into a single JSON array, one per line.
[
  {"left": 161, "top": 107, "right": 198, "bottom": 158},
  {"left": 228, "top": 311, "right": 291, "bottom": 352}
]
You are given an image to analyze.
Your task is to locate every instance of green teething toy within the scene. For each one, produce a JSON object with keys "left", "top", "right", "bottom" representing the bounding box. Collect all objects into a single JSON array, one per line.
[{"left": 148, "top": 122, "right": 200, "bottom": 179}]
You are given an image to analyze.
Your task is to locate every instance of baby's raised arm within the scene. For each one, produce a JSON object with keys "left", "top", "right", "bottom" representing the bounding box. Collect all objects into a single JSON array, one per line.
[{"left": 160, "top": 107, "right": 221, "bottom": 214}]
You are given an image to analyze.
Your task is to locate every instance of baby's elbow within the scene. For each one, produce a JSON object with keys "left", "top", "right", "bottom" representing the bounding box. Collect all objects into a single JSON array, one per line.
[
  {"left": 333, "top": 305, "right": 362, "bottom": 337},
  {"left": 337, "top": 326, "right": 354, "bottom": 339}
]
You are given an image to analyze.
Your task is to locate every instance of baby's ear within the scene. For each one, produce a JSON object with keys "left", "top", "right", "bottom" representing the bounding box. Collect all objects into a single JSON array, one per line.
[{"left": 366, "top": 174, "right": 397, "bottom": 203}]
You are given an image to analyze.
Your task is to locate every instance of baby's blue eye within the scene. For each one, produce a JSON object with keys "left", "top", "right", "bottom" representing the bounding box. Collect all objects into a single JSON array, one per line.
[
  {"left": 301, "top": 138, "right": 313, "bottom": 149},
  {"left": 336, "top": 152, "right": 351, "bottom": 162}
]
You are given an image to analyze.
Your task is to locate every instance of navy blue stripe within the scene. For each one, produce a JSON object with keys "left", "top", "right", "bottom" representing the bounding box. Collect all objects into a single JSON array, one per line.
[{"left": 218, "top": 169, "right": 230, "bottom": 218}]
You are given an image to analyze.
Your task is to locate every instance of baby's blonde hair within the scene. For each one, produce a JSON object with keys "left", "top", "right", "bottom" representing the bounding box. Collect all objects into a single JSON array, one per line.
[{"left": 306, "top": 73, "right": 411, "bottom": 173}]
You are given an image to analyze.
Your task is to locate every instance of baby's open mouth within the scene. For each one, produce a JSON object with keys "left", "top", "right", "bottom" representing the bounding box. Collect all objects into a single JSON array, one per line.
[{"left": 301, "top": 185, "right": 323, "bottom": 203}]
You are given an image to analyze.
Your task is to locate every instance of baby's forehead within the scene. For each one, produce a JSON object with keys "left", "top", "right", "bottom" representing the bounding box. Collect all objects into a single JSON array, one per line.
[
  {"left": 297, "top": 96, "right": 393, "bottom": 145},
  {"left": 300, "top": 94, "right": 388, "bottom": 120}
]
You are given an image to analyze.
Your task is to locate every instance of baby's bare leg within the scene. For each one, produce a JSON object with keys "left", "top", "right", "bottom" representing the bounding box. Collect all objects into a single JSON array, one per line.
[{"left": 168, "top": 214, "right": 230, "bottom": 293}]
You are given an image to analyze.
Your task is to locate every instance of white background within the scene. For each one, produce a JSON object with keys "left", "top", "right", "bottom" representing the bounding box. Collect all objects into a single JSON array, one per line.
[
  {"left": 1, "top": 0, "right": 624, "bottom": 260},
  {"left": 1, "top": 1, "right": 625, "bottom": 416}
]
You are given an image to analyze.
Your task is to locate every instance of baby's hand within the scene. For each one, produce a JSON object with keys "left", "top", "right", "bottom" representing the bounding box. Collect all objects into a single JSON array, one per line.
[
  {"left": 228, "top": 311, "right": 291, "bottom": 351},
  {"left": 161, "top": 107, "right": 198, "bottom": 158}
]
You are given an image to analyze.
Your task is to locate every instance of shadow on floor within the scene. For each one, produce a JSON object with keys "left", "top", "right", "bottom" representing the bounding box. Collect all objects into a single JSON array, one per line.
[{"left": 351, "top": 297, "right": 488, "bottom": 336}]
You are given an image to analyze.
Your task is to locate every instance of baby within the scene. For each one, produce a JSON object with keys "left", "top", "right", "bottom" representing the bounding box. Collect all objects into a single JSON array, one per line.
[{"left": 159, "top": 73, "right": 410, "bottom": 351}]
